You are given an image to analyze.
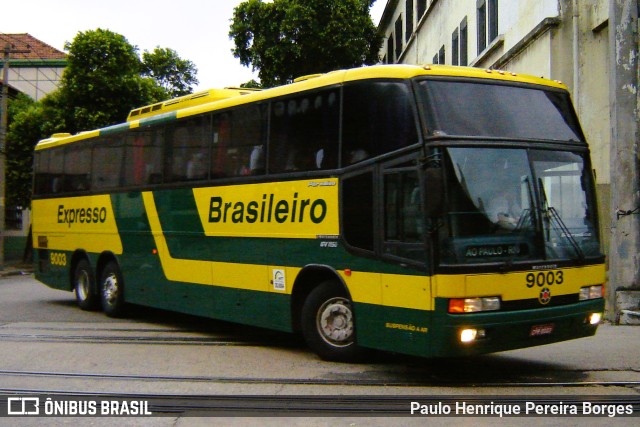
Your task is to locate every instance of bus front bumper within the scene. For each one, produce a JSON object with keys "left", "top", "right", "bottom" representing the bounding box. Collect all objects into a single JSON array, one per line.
[{"left": 429, "top": 298, "right": 605, "bottom": 358}]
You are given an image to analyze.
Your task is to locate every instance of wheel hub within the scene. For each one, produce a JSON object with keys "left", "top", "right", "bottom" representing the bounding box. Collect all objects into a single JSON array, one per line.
[{"left": 317, "top": 298, "right": 354, "bottom": 346}]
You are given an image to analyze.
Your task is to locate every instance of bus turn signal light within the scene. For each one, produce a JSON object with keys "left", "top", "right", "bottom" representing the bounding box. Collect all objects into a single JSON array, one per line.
[
  {"left": 449, "top": 297, "right": 501, "bottom": 313},
  {"left": 579, "top": 285, "right": 603, "bottom": 300}
]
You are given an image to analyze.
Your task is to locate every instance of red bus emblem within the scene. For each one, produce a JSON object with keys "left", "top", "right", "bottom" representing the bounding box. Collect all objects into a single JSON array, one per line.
[{"left": 539, "top": 287, "right": 552, "bottom": 305}]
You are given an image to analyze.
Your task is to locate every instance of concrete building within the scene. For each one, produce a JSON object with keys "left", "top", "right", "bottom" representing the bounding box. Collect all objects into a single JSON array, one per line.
[
  {"left": 1, "top": 34, "right": 66, "bottom": 264},
  {"left": 0, "top": 33, "right": 66, "bottom": 100},
  {"left": 378, "top": 0, "right": 639, "bottom": 321}
]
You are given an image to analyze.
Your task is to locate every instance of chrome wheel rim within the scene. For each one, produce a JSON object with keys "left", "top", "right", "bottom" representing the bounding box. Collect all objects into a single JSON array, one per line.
[
  {"left": 103, "top": 274, "right": 119, "bottom": 307},
  {"left": 76, "top": 270, "right": 90, "bottom": 301},
  {"left": 316, "top": 297, "right": 354, "bottom": 347}
]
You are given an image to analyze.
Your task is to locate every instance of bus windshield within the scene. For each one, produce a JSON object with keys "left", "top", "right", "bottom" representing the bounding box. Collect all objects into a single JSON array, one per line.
[
  {"left": 418, "top": 80, "right": 583, "bottom": 142},
  {"left": 438, "top": 147, "right": 601, "bottom": 265}
]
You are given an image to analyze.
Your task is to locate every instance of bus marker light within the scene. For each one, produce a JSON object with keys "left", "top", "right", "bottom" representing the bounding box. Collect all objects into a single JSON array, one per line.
[
  {"left": 152, "top": 248, "right": 158, "bottom": 255},
  {"left": 344, "top": 269, "right": 352, "bottom": 277}
]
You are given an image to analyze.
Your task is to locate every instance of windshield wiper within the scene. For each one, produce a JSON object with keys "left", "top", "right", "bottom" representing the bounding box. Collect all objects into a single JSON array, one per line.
[{"left": 538, "top": 178, "right": 585, "bottom": 261}]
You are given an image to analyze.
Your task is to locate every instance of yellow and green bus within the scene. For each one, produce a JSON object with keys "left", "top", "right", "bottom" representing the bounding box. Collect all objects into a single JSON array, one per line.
[{"left": 32, "top": 64, "right": 605, "bottom": 361}]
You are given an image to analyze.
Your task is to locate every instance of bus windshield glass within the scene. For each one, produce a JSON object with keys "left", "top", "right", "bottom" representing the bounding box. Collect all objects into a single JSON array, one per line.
[
  {"left": 438, "top": 147, "right": 601, "bottom": 265},
  {"left": 418, "top": 80, "right": 583, "bottom": 142}
]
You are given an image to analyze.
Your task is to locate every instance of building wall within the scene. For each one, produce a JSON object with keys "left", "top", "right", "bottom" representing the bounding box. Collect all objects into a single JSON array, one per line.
[
  {"left": 9, "top": 61, "right": 65, "bottom": 101},
  {"left": 378, "top": 0, "right": 613, "bottom": 255}
]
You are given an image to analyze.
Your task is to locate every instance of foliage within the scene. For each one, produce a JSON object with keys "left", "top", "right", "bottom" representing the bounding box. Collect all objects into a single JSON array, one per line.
[
  {"left": 142, "top": 47, "right": 199, "bottom": 97},
  {"left": 6, "top": 94, "right": 65, "bottom": 208},
  {"left": 5, "top": 28, "right": 198, "bottom": 207},
  {"left": 240, "top": 79, "right": 263, "bottom": 89},
  {"left": 58, "top": 28, "right": 167, "bottom": 132},
  {"left": 230, "top": 0, "right": 382, "bottom": 87}
]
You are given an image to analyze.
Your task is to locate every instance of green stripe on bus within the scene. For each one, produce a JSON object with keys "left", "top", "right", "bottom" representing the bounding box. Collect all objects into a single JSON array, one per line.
[{"left": 99, "top": 122, "right": 132, "bottom": 135}]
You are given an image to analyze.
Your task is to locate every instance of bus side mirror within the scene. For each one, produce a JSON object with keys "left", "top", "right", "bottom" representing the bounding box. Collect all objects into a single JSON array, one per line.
[{"left": 424, "top": 167, "right": 443, "bottom": 217}]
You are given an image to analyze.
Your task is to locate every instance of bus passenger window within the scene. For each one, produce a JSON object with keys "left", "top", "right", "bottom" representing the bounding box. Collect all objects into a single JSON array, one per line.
[
  {"left": 123, "top": 129, "right": 163, "bottom": 186},
  {"left": 63, "top": 144, "right": 91, "bottom": 192},
  {"left": 269, "top": 90, "right": 339, "bottom": 173},
  {"left": 92, "top": 137, "right": 124, "bottom": 190},
  {"left": 211, "top": 113, "right": 230, "bottom": 178},
  {"left": 167, "top": 116, "right": 211, "bottom": 182},
  {"left": 342, "top": 81, "right": 418, "bottom": 166},
  {"left": 342, "top": 172, "right": 374, "bottom": 251},
  {"left": 230, "top": 105, "right": 267, "bottom": 176},
  {"left": 34, "top": 149, "right": 65, "bottom": 194}
]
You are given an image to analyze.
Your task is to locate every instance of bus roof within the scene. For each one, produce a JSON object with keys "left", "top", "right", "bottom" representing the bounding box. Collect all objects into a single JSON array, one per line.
[{"left": 35, "top": 64, "right": 568, "bottom": 150}]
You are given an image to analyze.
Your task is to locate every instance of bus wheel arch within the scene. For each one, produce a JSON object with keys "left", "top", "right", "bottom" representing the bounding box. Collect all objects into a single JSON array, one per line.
[
  {"left": 292, "top": 266, "right": 364, "bottom": 362},
  {"left": 70, "top": 251, "right": 99, "bottom": 310},
  {"left": 291, "top": 266, "right": 347, "bottom": 333}
]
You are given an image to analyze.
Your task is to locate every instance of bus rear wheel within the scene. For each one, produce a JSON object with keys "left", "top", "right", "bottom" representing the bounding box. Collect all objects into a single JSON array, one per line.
[
  {"left": 100, "top": 262, "right": 126, "bottom": 317},
  {"left": 73, "top": 259, "right": 99, "bottom": 310},
  {"left": 301, "top": 280, "right": 363, "bottom": 362}
]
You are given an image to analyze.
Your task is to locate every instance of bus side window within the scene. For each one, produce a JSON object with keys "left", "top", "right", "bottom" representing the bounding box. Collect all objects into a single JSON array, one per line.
[
  {"left": 342, "top": 171, "right": 374, "bottom": 252},
  {"left": 167, "top": 116, "right": 211, "bottom": 183},
  {"left": 34, "top": 149, "right": 54, "bottom": 195},
  {"left": 231, "top": 104, "right": 266, "bottom": 176},
  {"left": 342, "top": 81, "right": 418, "bottom": 166},
  {"left": 211, "top": 113, "right": 231, "bottom": 178},
  {"left": 383, "top": 170, "right": 425, "bottom": 262},
  {"left": 123, "top": 129, "right": 163, "bottom": 186},
  {"left": 49, "top": 148, "right": 65, "bottom": 193},
  {"left": 63, "top": 144, "right": 91, "bottom": 192},
  {"left": 92, "top": 137, "right": 124, "bottom": 190},
  {"left": 269, "top": 90, "right": 339, "bottom": 174}
]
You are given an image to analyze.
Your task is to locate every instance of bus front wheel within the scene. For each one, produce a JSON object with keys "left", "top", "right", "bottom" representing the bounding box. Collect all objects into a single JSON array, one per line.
[
  {"left": 73, "top": 258, "right": 99, "bottom": 310},
  {"left": 100, "top": 262, "right": 126, "bottom": 317},
  {"left": 301, "top": 280, "right": 363, "bottom": 362}
]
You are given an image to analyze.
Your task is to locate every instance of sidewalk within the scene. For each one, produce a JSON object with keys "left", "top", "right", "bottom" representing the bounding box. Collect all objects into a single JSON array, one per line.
[{"left": 0, "top": 261, "right": 34, "bottom": 278}]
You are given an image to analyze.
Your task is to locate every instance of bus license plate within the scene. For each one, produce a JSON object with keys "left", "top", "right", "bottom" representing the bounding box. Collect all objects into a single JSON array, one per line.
[{"left": 530, "top": 324, "right": 554, "bottom": 337}]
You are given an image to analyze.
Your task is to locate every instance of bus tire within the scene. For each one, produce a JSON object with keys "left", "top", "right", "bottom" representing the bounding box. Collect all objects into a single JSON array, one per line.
[
  {"left": 100, "top": 262, "right": 126, "bottom": 318},
  {"left": 73, "top": 258, "right": 99, "bottom": 311},
  {"left": 301, "top": 280, "right": 363, "bottom": 362}
]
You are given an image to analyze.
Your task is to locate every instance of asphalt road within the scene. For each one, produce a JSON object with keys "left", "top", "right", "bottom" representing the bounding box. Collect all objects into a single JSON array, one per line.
[{"left": 0, "top": 274, "right": 638, "bottom": 426}]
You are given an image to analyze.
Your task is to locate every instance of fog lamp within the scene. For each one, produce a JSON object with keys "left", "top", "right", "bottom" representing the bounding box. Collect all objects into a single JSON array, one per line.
[
  {"left": 460, "top": 329, "right": 477, "bottom": 343},
  {"left": 588, "top": 313, "right": 602, "bottom": 325}
]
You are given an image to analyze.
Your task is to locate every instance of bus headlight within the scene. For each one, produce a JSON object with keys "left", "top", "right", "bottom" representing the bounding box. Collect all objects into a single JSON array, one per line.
[
  {"left": 579, "top": 285, "right": 603, "bottom": 300},
  {"left": 449, "top": 297, "right": 501, "bottom": 313}
]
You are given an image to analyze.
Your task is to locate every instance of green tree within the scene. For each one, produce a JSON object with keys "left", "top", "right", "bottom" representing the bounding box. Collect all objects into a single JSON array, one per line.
[
  {"left": 5, "top": 28, "right": 198, "bottom": 207},
  {"left": 142, "top": 47, "right": 199, "bottom": 97},
  {"left": 6, "top": 94, "right": 65, "bottom": 208},
  {"left": 59, "top": 28, "right": 166, "bottom": 132},
  {"left": 230, "top": 0, "right": 382, "bottom": 87}
]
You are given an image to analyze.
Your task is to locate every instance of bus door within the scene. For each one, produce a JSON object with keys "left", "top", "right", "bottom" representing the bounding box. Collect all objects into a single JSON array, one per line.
[{"left": 379, "top": 159, "right": 432, "bottom": 354}]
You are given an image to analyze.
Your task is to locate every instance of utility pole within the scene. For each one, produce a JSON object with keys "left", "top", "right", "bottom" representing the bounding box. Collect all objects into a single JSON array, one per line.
[{"left": 0, "top": 42, "right": 30, "bottom": 270}]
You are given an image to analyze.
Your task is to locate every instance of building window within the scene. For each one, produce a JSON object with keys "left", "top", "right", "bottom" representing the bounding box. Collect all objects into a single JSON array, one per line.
[
  {"left": 395, "top": 15, "right": 403, "bottom": 59},
  {"left": 452, "top": 28, "right": 459, "bottom": 66},
  {"left": 433, "top": 53, "right": 438, "bottom": 64},
  {"left": 417, "top": 0, "right": 427, "bottom": 20},
  {"left": 460, "top": 17, "right": 468, "bottom": 66},
  {"left": 438, "top": 45, "right": 445, "bottom": 65},
  {"left": 489, "top": 0, "right": 499, "bottom": 42},
  {"left": 477, "top": 0, "right": 498, "bottom": 55},
  {"left": 477, "top": 0, "right": 487, "bottom": 54},
  {"left": 387, "top": 33, "right": 394, "bottom": 63},
  {"left": 406, "top": 0, "right": 414, "bottom": 42}
]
